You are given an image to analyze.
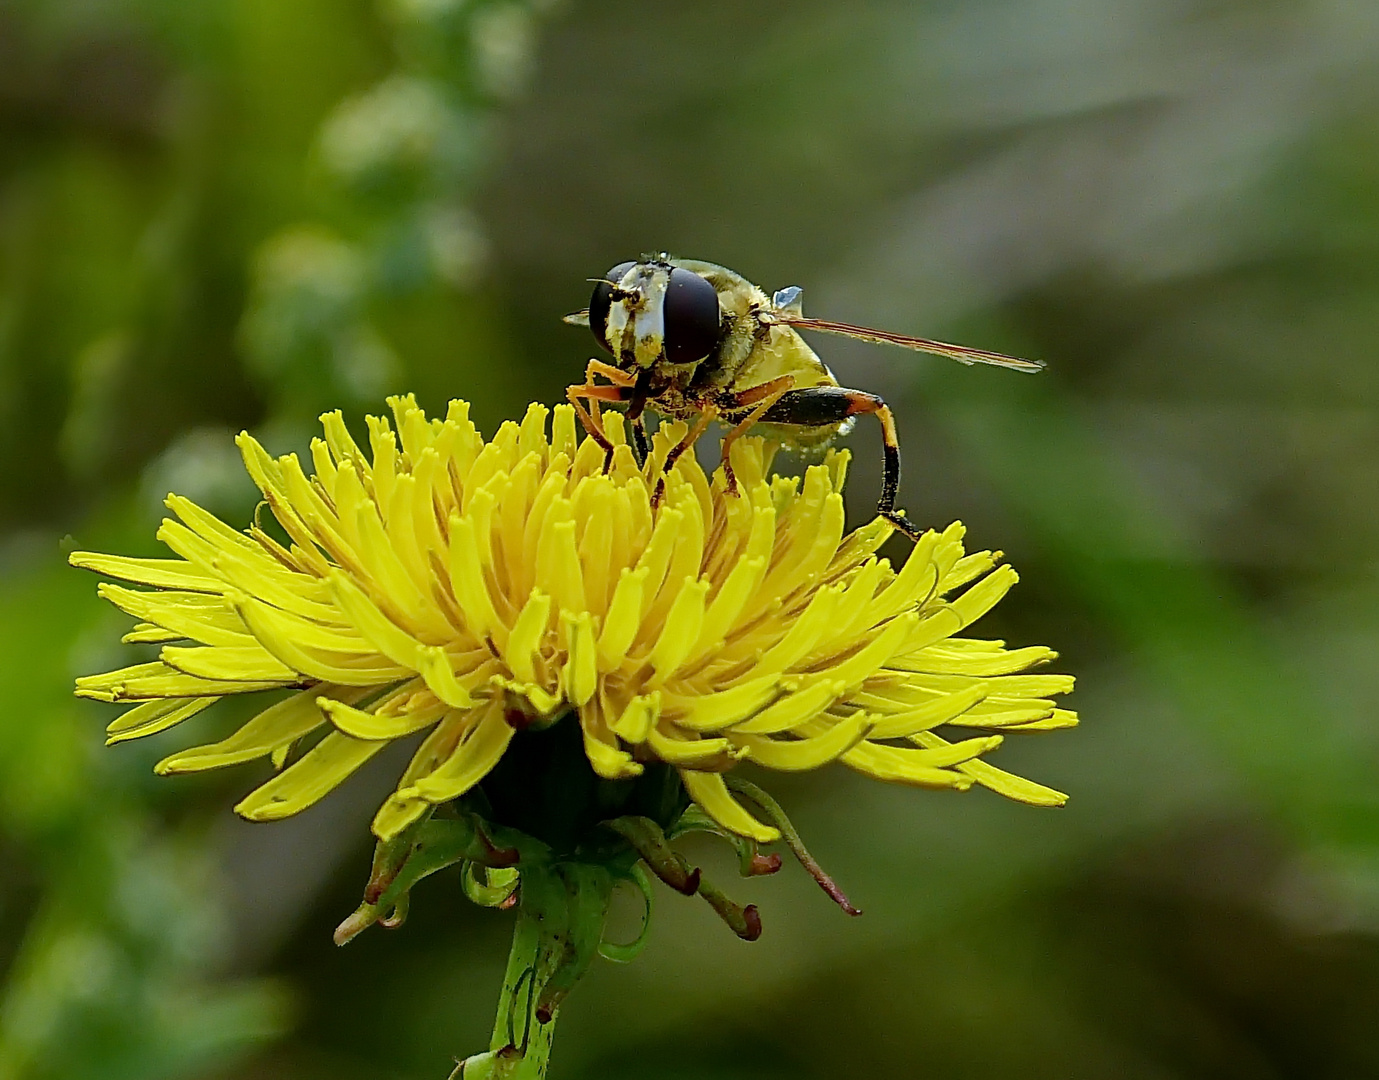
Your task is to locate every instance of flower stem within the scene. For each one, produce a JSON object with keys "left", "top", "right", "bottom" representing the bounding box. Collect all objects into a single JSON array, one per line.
[
  {"left": 452, "top": 902, "right": 556, "bottom": 1079},
  {"left": 455, "top": 859, "right": 613, "bottom": 1079}
]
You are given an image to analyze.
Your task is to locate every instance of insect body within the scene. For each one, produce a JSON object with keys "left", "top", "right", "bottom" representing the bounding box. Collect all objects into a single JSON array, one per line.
[{"left": 563, "top": 256, "right": 1042, "bottom": 541}]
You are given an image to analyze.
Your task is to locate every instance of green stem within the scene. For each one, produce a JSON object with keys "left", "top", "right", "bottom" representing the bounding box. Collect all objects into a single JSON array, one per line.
[
  {"left": 453, "top": 902, "right": 556, "bottom": 1079},
  {"left": 455, "top": 860, "right": 612, "bottom": 1079}
]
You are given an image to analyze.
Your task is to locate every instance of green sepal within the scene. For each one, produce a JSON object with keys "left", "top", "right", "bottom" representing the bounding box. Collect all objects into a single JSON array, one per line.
[
  {"left": 604, "top": 813, "right": 764, "bottom": 942},
  {"left": 534, "top": 861, "right": 614, "bottom": 1023},
  {"left": 726, "top": 775, "right": 860, "bottom": 915},
  {"left": 598, "top": 864, "right": 654, "bottom": 964},
  {"left": 335, "top": 813, "right": 521, "bottom": 944},
  {"left": 668, "top": 804, "right": 783, "bottom": 877},
  {"left": 463, "top": 863, "right": 521, "bottom": 908},
  {"left": 603, "top": 815, "right": 699, "bottom": 893}
]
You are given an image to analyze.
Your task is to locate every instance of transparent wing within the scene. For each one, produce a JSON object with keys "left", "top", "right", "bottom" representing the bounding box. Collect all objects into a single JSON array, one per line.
[
  {"left": 776, "top": 314, "right": 1044, "bottom": 373},
  {"left": 563, "top": 309, "right": 591, "bottom": 327}
]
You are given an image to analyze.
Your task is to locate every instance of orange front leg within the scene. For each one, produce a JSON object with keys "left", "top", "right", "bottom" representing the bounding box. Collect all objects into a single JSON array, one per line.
[
  {"left": 583, "top": 358, "right": 637, "bottom": 387},
  {"left": 566, "top": 381, "right": 635, "bottom": 470},
  {"left": 653, "top": 406, "right": 717, "bottom": 508},
  {"left": 716, "top": 375, "right": 796, "bottom": 495}
]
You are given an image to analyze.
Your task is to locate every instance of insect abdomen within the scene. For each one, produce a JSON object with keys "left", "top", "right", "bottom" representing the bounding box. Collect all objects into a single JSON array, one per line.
[{"left": 761, "top": 388, "right": 845, "bottom": 425}]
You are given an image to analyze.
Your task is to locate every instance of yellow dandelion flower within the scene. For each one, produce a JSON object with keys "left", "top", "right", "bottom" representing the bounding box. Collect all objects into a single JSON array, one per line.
[{"left": 72, "top": 395, "right": 1075, "bottom": 848}]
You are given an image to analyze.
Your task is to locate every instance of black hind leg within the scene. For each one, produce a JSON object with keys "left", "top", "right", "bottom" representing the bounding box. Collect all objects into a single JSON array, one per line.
[{"left": 761, "top": 387, "right": 922, "bottom": 541}]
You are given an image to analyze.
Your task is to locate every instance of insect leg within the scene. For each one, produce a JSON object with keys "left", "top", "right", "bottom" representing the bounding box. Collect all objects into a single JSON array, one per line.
[
  {"left": 760, "top": 387, "right": 921, "bottom": 541},
  {"left": 629, "top": 415, "right": 651, "bottom": 466},
  {"left": 566, "top": 381, "right": 635, "bottom": 472},
  {"left": 715, "top": 375, "right": 796, "bottom": 495},
  {"left": 583, "top": 358, "right": 637, "bottom": 387},
  {"left": 653, "top": 407, "right": 716, "bottom": 509},
  {"left": 626, "top": 368, "right": 655, "bottom": 467}
]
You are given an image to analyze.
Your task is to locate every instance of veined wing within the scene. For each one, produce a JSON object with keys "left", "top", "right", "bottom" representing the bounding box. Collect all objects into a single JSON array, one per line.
[{"left": 776, "top": 314, "right": 1044, "bottom": 373}]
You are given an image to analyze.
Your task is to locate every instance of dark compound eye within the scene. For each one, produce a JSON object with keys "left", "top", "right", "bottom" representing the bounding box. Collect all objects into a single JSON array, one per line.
[
  {"left": 589, "top": 261, "right": 636, "bottom": 354},
  {"left": 663, "top": 266, "right": 720, "bottom": 364}
]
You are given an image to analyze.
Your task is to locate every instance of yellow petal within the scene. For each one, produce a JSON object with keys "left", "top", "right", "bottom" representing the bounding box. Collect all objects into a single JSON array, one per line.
[
  {"left": 339, "top": 473, "right": 441, "bottom": 636},
  {"left": 680, "top": 770, "right": 779, "bottom": 842},
  {"left": 402, "top": 701, "right": 515, "bottom": 802},
  {"left": 99, "top": 584, "right": 250, "bottom": 648},
  {"left": 156, "top": 686, "right": 367, "bottom": 771},
  {"left": 508, "top": 456, "right": 553, "bottom": 600},
  {"left": 646, "top": 498, "right": 705, "bottom": 630},
  {"left": 576, "top": 478, "right": 615, "bottom": 614},
  {"left": 212, "top": 544, "right": 336, "bottom": 621},
  {"left": 506, "top": 590, "right": 552, "bottom": 686},
  {"left": 562, "top": 612, "right": 599, "bottom": 706},
  {"left": 869, "top": 526, "right": 941, "bottom": 621},
  {"left": 734, "top": 712, "right": 872, "bottom": 771},
  {"left": 161, "top": 644, "right": 298, "bottom": 683},
  {"left": 751, "top": 582, "right": 844, "bottom": 676},
  {"left": 537, "top": 518, "right": 586, "bottom": 616},
  {"left": 830, "top": 557, "right": 889, "bottom": 641},
  {"left": 865, "top": 684, "right": 988, "bottom": 739},
  {"left": 551, "top": 402, "right": 578, "bottom": 462},
  {"left": 517, "top": 401, "right": 550, "bottom": 459},
  {"left": 611, "top": 692, "right": 659, "bottom": 743},
  {"left": 578, "top": 698, "right": 642, "bottom": 779},
  {"left": 69, "top": 551, "right": 220, "bottom": 592},
  {"left": 948, "top": 565, "right": 1019, "bottom": 630},
  {"left": 417, "top": 646, "right": 476, "bottom": 709},
  {"left": 1001, "top": 709, "right": 1079, "bottom": 732},
  {"left": 490, "top": 675, "right": 562, "bottom": 717},
  {"left": 447, "top": 511, "right": 502, "bottom": 644},
  {"left": 840, "top": 742, "right": 973, "bottom": 790},
  {"left": 320, "top": 693, "right": 446, "bottom": 740},
  {"left": 107, "top": 697, "right": 216, "bottom": 745},
  {"left": 650, "top": 578, "right": 710, "bottom": 683},
  {"left": 633, "top": 508, "right": 683, "bottom": 618},
  {"left": 646, "top": 726, "right": 734, "bottom": 767},
  {"left": 232, "top": 594, "right": 410, "bottom": 685},
  {"left": 236, "top": 731, "right": 386, "bottom": 820},
  {"left": 328, "top": 571, "right": 426, "bottom": 669},
  {"left": 166, "top": 493, "right": 268, "bottom": 558},
  {"left": 77, "top": 661, "right": 290, "bottom": 701},
  {"left": 938, "top": 550, "right": 1002, "bottom": 595},
  {"left": 320, "top": 408, "right": 365, "bottom": 466},
  {"left": 951, "top": 707, "right": 1055, "bottom": 728},
  {"left": 661, "top": 675, "right": 780, "bottom": 733},
  {"left": 790, "top": 491, "right": 847, "bottom": 591},
  {"left": 372, "top": 711, "right": 470, "bottom": 839},
  {"left": 828, "top": 517, "right": 893, "bottom": 573},
  {"left": 690, "top": 554, "right": 766, "bottom": 665},
  {"left": 597, "top": 567, "right": 647, "bottom": 670},
  {"left": 367, "top": 415, "right": 398, "bottom": 515},
  {"left": 729, "top": 677, "right": 846, "bottom": 736},
  {"left": 903, "top": 643, "right": 1057, "bottom": 676},
  {"left": 122, "top": 623, "right": 182, "bottom": 644},
  {"left": 810, "top": 612, "right": 918, "bottom": 691},
  {"left": 912, "top": 731, "right": 1069, "bottom": 806}
]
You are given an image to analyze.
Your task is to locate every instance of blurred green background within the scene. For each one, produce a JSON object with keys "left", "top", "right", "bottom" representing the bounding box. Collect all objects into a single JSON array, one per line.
[{"left": 3, "top": 0, "right": 1379, "bottom": 1076}]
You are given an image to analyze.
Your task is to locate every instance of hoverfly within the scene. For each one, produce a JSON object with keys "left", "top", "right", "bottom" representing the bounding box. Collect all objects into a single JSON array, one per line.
[{"left": 563, "top": 256, "right": 1042, "bottom": 541}]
